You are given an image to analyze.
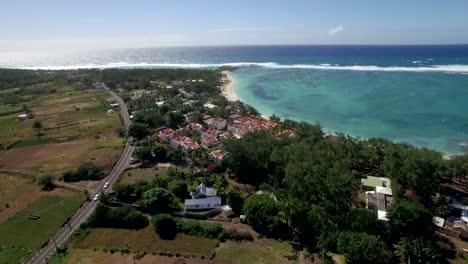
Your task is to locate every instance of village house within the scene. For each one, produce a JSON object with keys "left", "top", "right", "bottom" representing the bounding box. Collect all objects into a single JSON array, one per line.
[
  {"left": 361, "top": 176, "right": 393, "bottom": 221},
  {"left": 202, "top": 136, "right": 219, "bottom": 148},
  {"left": 210, "top": 117, "right": 227, "bottom": 130},
  {"left": 185, "top": 183, "right": 222, "bottom": 211},
  {"left": 219, "top": 132, "right": 233, "bottom": 141},
  {"left": 186, "top": 122, "right": 203, "bottom": 132},
  {"left": 170, "top": 135, "right": 199, "bottom": 152},
  {"left": 210, "top": 150, "right": 226, "bottom": 163},
  {"left": 200, "top": 128, "right": 218, "bottom": 139},
  {"left": 274, "top": 129, "right": 296, "bottom": 139},
  {"left": 158, "top": 128, "right": 174, "bottom": 139}
]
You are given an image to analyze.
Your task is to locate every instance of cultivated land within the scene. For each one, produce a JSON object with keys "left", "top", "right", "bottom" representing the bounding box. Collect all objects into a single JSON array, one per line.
[
  {"left": 0, "top": 88, "right": 123, "bottom": 178},
  {"left": 0, "top": 73, "right": 127, "bottom": 263}
]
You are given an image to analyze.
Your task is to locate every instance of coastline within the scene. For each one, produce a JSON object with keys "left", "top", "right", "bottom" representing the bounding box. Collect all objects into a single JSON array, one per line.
[{"left": 221, "top": 70, "right": 238, "bottom": 102}]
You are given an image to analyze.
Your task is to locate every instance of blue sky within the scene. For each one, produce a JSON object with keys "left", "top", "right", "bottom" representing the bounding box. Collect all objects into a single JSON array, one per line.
[{"left": 1, "top": 0, "right": 468, "bottom": 51}]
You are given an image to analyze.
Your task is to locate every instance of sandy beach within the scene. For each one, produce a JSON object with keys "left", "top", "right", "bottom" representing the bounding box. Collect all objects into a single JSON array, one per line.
[{"left": 221, "top": 70, "right": 238, "bottom": 102}]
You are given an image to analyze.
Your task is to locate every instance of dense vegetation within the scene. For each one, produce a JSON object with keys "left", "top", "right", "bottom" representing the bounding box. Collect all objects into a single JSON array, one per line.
[
  {"left": 62, "top": 163, "right": 104, "bottom": 182},
  {"left": 87, "top": 203, "right": 148, "bottom": 229}
]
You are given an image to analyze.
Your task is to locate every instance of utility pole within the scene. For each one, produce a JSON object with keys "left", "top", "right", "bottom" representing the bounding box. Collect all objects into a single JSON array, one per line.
[{"left": 51, "top": 236, "right": 63, "bottom": 264}]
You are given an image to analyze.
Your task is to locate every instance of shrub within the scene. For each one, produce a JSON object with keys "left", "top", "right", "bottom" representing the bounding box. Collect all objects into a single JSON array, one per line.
[
  {"left": 87, "top": 203, "right": 149, "bottom": 229},
  {"left": 175, "top": 218, "right": 224, "bottom": 239},
  {"left": 63, "top": 163, "right": 104, "bottom": 182},
  {"left": 152, "top": 214, "right": 177, "bottom": 239}
]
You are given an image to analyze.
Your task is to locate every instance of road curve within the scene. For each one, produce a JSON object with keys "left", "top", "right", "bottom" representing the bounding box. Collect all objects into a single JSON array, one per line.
[{"left": 27, "top": 87, "right": 133, "bottom": 264}]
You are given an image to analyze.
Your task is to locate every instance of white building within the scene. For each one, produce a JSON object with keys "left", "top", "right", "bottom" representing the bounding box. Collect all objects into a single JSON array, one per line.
[
  {"left": 362, "top": 176, "right": 393, "bottom": 221},
  {"left": 185, "top": 196, "right": 222, "bottom": 211},
  {"left": 184, "top": 183, "right": 221, "bottom": 211}
]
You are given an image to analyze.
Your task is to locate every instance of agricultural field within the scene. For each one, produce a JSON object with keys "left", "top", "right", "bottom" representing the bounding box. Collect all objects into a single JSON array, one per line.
[
  {"left": 74, "top": 227, "right": 219, "bottom": 257},
  {"left": 0, "top": 87, "right": 124, "bottom": 178}
]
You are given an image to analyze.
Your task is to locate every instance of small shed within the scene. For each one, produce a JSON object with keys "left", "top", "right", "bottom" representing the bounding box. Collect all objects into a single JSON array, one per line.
[{"left": 18, "top": 114, "right": 28, "bottom": 121}]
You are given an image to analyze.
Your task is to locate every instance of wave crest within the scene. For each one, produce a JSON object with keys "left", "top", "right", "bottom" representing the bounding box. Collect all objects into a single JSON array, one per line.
[{"left": 20, "top": 62, "right": 468, "bottom": 73}]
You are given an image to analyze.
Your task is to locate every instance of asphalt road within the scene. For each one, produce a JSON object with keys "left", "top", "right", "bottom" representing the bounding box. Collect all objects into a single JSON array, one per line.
[{"left": 27, "top": 88, "right": 133, "bottom": 264}]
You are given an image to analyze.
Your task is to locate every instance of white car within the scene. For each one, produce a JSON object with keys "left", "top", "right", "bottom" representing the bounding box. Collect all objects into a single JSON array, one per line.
[
  {"left": 93, "top": 194, "right": 100, "bottom": 201},
  {"left": 103, "top": 182, "right": 110, "bottom": 189}
]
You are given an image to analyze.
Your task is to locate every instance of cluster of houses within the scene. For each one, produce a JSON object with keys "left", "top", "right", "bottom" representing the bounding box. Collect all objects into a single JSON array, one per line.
[
  {"left": 156, "top": 114, "right": 286, "bottom": 164},
  {"left": 362, "top": 175, "right": 468, "bottom": 239}
]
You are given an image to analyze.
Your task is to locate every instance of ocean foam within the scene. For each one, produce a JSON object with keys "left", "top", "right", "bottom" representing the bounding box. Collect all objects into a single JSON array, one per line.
[{"left": 19, "top": 62, "right": 468, "bottom": 73}]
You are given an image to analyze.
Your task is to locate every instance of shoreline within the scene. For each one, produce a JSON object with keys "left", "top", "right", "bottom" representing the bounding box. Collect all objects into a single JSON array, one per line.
[{"left": 221, "top": 70, "right": 238, "bottom": 102}]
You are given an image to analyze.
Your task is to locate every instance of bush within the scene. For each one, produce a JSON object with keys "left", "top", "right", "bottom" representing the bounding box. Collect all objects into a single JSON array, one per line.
[
  {"left": 63, "top": 163, "right": 104, "bottom": 182},
  {"left": 243, "top": 194, "right": 279, "bottom": 233},
  {"left": 38, "top": 175, "right": 55, "bottom": 191},
  {"left": 175, "top": 218, "right": 224, "bottom": 239},
  {"left": 152, "top": 214, "right": 177, "bottom": 239},
  {"left": 87, "top": 203, "right": 149, "bottom": 229}
]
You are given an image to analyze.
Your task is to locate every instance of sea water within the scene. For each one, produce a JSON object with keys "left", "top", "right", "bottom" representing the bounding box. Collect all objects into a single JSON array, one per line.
[{"left": 2, "top": 45, "right": 468, "bottom": 154}]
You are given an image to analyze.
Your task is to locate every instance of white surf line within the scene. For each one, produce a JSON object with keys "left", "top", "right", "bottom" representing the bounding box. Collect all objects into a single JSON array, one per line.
[{"left": 18, "top": 62, "right": 468, "bottom": 73}]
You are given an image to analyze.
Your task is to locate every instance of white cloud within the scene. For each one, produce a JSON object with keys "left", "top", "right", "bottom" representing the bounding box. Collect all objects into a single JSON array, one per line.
[{"left": 328, "top": 25, "right": 344, "bottom": 36}]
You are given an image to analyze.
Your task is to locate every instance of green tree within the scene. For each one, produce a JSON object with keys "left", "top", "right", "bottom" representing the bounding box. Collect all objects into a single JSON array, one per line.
[
  {"left": 226, "top": 189, "right": 244, "bottom": 215},
  {"left": 164, "top": 111, "right": 184, "bottom": 129},
  {"left": 128, "top": 122, "right": 150, "bottom": 140},
  {"left": 395, "top": 236, "right": 442, "bottom": 264},
  {"left": 168, "top": 180, "right": 189, "bottom": 200},
  {"left": 335, "top": 232, "right": 390, "bottom": 264},
  {"left": 32, "top": 120, "right": 43, "bottom": 137},
  {"left": 38, "top": 175, "right": 55, "bottom": 191},
  {"left": 387, "top": 201, "right": 435, "bottom": 241},
  {"left": 152, "top": 214, "right": 177, "bottom": 239},
  {"left": 243, "top": 194, "right": 279, "bottom": 233},
  {"left": 140, "top": 187, "right": 178, "bottom": 214}
]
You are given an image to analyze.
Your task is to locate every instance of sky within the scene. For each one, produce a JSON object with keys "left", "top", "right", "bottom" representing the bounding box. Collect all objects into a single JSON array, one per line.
[{"left": 1, "top": 0, "right": 468, "bottom": 51}]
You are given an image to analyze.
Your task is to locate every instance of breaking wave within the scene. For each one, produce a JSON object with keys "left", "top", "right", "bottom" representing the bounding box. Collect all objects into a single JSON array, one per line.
[{"left": 20, "top": 62, "right": 468, "bottom": 73}]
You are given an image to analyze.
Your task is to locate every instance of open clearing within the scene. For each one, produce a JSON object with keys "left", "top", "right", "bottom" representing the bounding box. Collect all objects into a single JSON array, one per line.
[
  {"left": 74, "top": 227, "right": 219, "bottom": 257},
  {"left": 215, "top": 239, "right": 297, "bottom": 264},
  {"left": 0, "top": 195, "right": 83, "bottom": 249}
]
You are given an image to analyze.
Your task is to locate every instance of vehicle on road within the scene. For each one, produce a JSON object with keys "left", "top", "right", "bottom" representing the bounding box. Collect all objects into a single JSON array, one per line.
[
  {"left": 104, "top": 181, "right": 110, "bottom": 189},
  {"left": 93, "top": 194, "right": 100, "bottom": 201}
]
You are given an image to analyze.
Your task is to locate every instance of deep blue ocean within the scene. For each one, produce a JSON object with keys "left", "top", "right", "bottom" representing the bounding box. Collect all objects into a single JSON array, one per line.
[{"left": 2, "top": 45, "right": 468, "bottom": 154}]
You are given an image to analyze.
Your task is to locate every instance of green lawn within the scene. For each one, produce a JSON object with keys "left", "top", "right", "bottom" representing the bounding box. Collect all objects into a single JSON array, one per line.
[
  {"left": 215, "top": 240, "right": 297, "bottom": 264},
  {"left": 0, "top": 246, "right": 32, "bottom": 264},
  {"left": 0, "top": 195, "right": 82, "bottom": 249}
]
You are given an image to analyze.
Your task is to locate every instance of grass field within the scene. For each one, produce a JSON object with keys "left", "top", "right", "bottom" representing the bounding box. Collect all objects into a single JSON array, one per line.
[
  {"left": 74, "top": 227, "right": 219, "bottom": 257},
  {"left": 215, "top": 239, "right": 297, "bottom": 264},
  {"left": 119, "top": 168, "right": 158, "bottom": 185},
  {"left": 0, "top": 246, "right": 32, "bottom": 264},
  {"left": 0, "top": 195, "right": 82, "bottom": 249},
  {"left": 0, "top": 173, "right": 36, "bottom": 212}
]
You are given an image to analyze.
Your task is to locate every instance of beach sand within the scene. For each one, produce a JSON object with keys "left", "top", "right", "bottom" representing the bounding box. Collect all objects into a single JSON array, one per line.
[{"left": 221, "top": 70, "right": 238, "bottom": 102}]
